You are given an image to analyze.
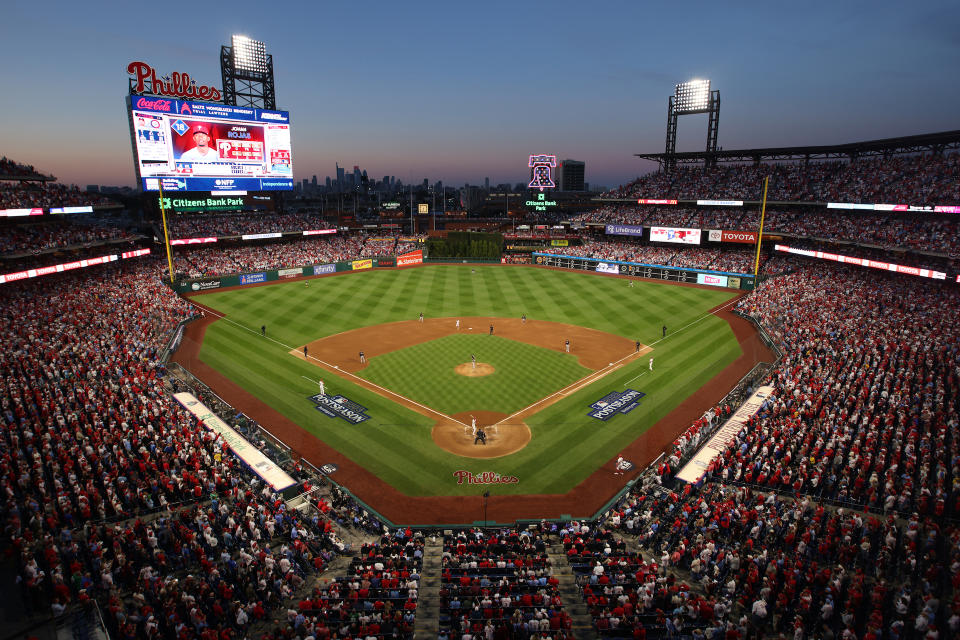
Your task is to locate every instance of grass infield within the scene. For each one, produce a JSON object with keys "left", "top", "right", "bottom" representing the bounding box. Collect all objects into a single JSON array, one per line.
[
  {"left": 358, "top": 334, "right": 592, "bottom": 416},
  {"left": 194, "top": 265, "right": 741, "bottom": 496}
]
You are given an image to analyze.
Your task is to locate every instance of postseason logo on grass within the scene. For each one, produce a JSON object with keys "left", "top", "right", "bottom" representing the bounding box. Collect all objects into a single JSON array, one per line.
[
  {"left": 309, "top": 393, "right": 371, "bottom": 424},
  {"left": 588, "top": 389, "right": 645, "bottom": 421}
]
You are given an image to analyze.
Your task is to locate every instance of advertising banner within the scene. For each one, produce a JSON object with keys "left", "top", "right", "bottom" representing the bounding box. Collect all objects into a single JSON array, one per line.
[
  {"left": 637, "top": 199, "right": 678, "bottom": 205},
  {"left": 173, "top": 392, "right": 295, "bottom": 490},
  {"left": 696, "top": 199, "right": 743, "bottom": 207},
  {"left": 240, "top": 272, "right": 267, "bottom": 285},
  {"left": 303, "top": 229, "right": 337, "bottom": 236},
  {"left": 397, "top": 250, "right": 424, "bottom": 266},
  {"left": 676, "top": 386, "right": 774, "bottom": 484},
  {"left": 377, "top": 257, "right": 396, "bottom": 267},
  {"left": 605, "top": 224, "right": 644, "bottom": 237},
  {"left": 775, "top": 245, "right": 946, "bottom": 280},
  {"left": 351, "top": 259, "right": 373, "bottom": 271},
  {"left": 189, "top": 279, "right": 221, "bottom": 291},
  {"left": 171, "top": 237, "right": 217, "bottom": 246},
  {"left": 550, "top": 239, "right": 569, "bottom": 247},
  {"left": 50, "top": 206, "right": 93, "bottom": 214},
  {"left": 721, "top": 230, "right": 757, "bottom": 244},
  {"left": 697, "top": 273, "right": 729, "bottom": 287},
  {"left": 595, "top": 262, "right": 620, "bottom": 274},
  {"left": 313, "top": 263, "right": 336, "bottom": 275},
  {"left": 650, "top": 227, "right": 701, "bottom": 245},
  {"left": 708, "top": 230, "right": 722, "bottom": 242},
  {"left": 278, "top": 268, "right": 302, "bottom": 278}
]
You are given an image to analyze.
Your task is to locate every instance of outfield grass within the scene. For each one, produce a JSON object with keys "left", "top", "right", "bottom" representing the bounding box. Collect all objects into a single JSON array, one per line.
[
  {"left": 358, "top": 334, "right": 591, "bottom": 415},
  {"left": 194, "top": 265, "right": 741, "bottom": 499}
]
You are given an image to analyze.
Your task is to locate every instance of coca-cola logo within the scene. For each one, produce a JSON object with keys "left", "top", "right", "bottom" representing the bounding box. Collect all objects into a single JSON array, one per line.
[
  {"left": 453, "top": 470, "right": 519, "bottom": 485},
  {"left": 127, "top": 61, "right": 223, "bottom": 102},
  {"left": 135, "top": 97, "right": 172, "bottom": 111}
]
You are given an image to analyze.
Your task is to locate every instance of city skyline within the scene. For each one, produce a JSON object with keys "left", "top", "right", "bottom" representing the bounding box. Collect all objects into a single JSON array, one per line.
[{"left": 2, "top": 0, "right": 958, "bottom": 192}]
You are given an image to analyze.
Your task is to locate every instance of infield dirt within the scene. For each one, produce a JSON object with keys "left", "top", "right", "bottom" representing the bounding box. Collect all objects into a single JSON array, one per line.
[{"left": 177, "top": 278, "right": 772, "bottom": 525}]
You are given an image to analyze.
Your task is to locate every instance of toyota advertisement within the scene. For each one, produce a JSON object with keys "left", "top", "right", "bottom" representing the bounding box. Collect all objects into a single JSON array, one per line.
[
  {"left": 128, "top": 96, "right": 294, "bottom": 191},
  {"left": 650, "top": 227, "right": 702, "bottom": 245}
]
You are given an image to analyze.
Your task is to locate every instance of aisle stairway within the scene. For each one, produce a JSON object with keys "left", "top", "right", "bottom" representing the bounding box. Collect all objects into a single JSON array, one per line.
[
  {"left": 546, "top": 539, "right": 596, "bottom": 639},
  {"left": 413, "top": 533, "right": 444, "bottom": 639}
]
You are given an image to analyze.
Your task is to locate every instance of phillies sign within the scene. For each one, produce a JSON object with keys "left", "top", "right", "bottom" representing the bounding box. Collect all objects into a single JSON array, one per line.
[{"left": 128, "top": 61, "right": 223, "bottom": 102}]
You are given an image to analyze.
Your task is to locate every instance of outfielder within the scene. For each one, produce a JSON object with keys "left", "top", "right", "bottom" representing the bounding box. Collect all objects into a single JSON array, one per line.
[{"left": 649, "top": 357, "right": 653, "bottom": 371}]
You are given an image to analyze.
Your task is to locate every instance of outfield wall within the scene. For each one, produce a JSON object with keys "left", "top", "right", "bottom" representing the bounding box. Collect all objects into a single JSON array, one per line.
[{"left": 531, "top": 252, "right": 756, "bottom": 290}]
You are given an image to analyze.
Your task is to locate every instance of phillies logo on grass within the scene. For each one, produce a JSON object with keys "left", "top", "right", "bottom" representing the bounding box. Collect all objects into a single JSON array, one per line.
[{"left": 454, "top": 471, "right": 519, "bottom": 485}]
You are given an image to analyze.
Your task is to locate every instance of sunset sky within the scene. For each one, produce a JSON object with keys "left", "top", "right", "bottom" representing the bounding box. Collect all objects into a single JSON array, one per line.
[{"left": 2, "top": 0, "right": 958, "bottom": 190}]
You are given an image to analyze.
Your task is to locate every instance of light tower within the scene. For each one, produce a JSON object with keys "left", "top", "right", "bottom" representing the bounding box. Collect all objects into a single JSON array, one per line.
[
  {"left": 220, "top": 35, "right": 276, "bottom": 109},
  {"left": 664, "top": 79, "right": 720, "bottom": 172}
]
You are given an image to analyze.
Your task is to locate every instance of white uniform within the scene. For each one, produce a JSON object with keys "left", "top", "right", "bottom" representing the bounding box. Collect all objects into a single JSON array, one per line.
[
  {"left": 318, "top": 380, "right": 325, "bottom": 396},
  {"left": 471, "top": 417, "right": 477, "bottom": 436},
  {"left": 456, "top": 319, "right": 460, "bottom": 330},
  {"left": 649, "top": 357, "right": 654, "bottom": 371}
]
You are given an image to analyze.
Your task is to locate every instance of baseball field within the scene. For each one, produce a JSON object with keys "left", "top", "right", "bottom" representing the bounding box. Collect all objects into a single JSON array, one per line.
[{"left": 179, "top": 264, "right": 749, "bottom": 516}]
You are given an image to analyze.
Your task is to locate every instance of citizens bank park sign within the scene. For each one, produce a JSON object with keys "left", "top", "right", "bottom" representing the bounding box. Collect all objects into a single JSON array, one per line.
[{"left": 127, "top": 61, "right": 223, "bottom": 102}]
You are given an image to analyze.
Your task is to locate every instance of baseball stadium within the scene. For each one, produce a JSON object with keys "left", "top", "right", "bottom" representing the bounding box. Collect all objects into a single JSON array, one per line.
[{"left": 2, "top": 30, "right": 960, "bottom": 640}]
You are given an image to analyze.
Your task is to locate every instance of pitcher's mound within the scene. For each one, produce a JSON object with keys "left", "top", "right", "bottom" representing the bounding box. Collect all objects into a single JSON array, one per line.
[{"left": 455, "top": 363, "right": 495, "bottom": 377}]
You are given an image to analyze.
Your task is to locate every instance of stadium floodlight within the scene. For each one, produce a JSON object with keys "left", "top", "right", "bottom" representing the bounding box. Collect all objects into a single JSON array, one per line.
[
  {"left": 674, "top": 79, "right": 711, "bottom": 114},
  {"left": 232, "top": 35, "right": 269, "bottom": 74}
]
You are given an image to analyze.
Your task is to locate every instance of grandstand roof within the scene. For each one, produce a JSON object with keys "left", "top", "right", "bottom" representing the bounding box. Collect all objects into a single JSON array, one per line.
[{"left": 636, "top": 129, "right": 960, "bottom": 166}]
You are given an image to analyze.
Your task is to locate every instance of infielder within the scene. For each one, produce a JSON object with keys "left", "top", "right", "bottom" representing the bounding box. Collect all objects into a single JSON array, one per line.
[
  {"left": 318, "top": 379, "right": 325, "bottom": 396},
  {"left": 565, "top": 339, "right": 570, "bottom": 353},
  {"left": 471, "top": 354, "right": 477, "bottom": 370},
  {"left": 419, "top": 312, "right": 424, "bottom": 322},
  {"left": 359, "top": 351, "right": 366, "bottom": 363},
  {"left": 456, "top": 319, "right": 460, "bottom": 330}
]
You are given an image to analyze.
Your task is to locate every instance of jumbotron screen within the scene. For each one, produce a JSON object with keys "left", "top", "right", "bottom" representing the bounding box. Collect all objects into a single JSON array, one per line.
[{"left": 128, "top": 96, "right": 294, "bottom": 191}]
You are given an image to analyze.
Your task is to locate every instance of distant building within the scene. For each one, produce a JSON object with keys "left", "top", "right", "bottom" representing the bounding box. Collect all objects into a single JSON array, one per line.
[{"left": 557, "top": 159, "right": 585, "bottom": 191}]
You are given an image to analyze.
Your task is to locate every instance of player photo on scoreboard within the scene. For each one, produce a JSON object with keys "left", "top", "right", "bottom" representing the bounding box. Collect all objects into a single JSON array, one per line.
[{"left": 172, "top": 120, "right": 266, "bottom": 164}]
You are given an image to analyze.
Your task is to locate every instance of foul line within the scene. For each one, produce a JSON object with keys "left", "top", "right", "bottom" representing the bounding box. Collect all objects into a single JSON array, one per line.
[
  {"left": 491, "top": 295, "right": 743, "bottom": 428},
  {"left": 196, "top": 306, "right": 470, "bottom": 427},
  {"left": 199, "top": 294, "right": 743, "bottom": 432}
]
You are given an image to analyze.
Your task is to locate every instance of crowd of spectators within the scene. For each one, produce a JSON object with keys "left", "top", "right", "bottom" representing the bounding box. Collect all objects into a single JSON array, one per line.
[
  {"left": 0, "top": 181, "right": 117, "bottom": 209},
  {"left": 605, "top": 153, "right": 960, "bottom": 204},
  {"left": 568, "top": 205, "right": 960, "bottom": 259},
  {"left": 284, "top": 531, "right": 423, "bottom": 640},
  {"left": 167, "top": 213, "right": 333, "bottom": 239},
  {"left": 172, "top": 236, "right": 367, "bottom": 278},
  {"left": 0, "top": 220, "right": 136, "bottom": 256},
  {"left": 439, "top": 527, "right": 572, "bottom": 639},
  {"left": 171, "top": 234, "right": 424, "bottom": 279},
  {"left": 0, "top": 156, "right": 53, "bottom": 179}
]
